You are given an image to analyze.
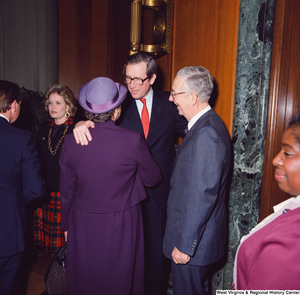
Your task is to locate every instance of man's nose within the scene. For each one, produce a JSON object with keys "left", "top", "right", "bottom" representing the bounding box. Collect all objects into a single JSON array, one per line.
[{"left": 129, "top": 80, "right": 136, "bottom": 88}]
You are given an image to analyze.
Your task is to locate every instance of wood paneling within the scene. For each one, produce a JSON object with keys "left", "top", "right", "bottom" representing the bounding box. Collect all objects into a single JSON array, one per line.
[
  {"left": 59, "top": 0, "right": 112, "bottom": 94},
  {"left": 260, "top": 0, "right": 300, "bottom": 220},
  {"left": 110, "top": 0, "right": 132, "bottom": 84},
  {"left": 59, "top": 0, "right": 132, "bottom": 91},
  {"left": 156, "top": 0, "right": 240, "bottom": 135}
]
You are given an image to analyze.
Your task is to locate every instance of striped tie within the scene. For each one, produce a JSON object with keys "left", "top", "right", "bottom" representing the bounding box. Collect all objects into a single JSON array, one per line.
[{"left": 140, "top": 98, "right": 150, "bottom": 139}]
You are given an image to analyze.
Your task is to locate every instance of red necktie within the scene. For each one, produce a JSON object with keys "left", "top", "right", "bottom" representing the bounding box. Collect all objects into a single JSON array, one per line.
[{"left": 140, "top": 98, "right": 150, "bottom": 139}]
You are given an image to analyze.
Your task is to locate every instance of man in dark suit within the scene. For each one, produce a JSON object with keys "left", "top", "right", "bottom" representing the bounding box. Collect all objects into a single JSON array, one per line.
[
  {"left": 73, "top": 53, "right": 187, "bottom": 295},
  {"left": 163, "top": 66, "right": 232, "bottom": 295},
  {"left": 0, "top": 80, "right": 45, "bottom": 295}
]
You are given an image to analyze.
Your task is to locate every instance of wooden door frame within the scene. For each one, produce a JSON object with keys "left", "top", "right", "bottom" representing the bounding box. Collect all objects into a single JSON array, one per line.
[{"left": 260, "top": 0, "right": 299, "bottom": 220}]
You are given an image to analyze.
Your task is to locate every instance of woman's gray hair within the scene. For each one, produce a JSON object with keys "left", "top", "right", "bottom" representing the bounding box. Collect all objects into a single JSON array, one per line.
[
  {"left": 84, "top": 109, "right": 114, "bottom": 123},
  {"left": 176, "top": 66, "right": 214, "bottom": 103}
]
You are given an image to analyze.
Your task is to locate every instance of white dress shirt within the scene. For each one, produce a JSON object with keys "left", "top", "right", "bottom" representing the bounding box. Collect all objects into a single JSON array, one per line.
[
  {"left": 135, "top": 88, "right": 153, "bottom": 120},
  {"left": 187, "top": 105, "right": 211, "bottom": 131}
]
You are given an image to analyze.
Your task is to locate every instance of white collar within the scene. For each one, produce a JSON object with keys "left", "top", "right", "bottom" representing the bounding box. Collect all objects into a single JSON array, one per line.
[
  {"left": 273, "top": 195, "right": 300, "bottom": 213},
  {"left": 187, "top": 105, "right": 211, "bottom": 130},
  {"left": 135, "top": 88, "right": 153, "bottom": 118},
  {"left": 0, "top": 114, "right": 9, "bottom": 123}
]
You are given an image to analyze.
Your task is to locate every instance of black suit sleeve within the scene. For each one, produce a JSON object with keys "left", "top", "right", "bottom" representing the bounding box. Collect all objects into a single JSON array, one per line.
[{"left": 21, "top": 134, "right": 45, "bottom": 204}]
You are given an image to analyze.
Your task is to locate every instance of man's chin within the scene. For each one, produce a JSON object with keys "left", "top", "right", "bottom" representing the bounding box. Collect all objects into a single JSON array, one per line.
[
  {"left": 131, "top": 95, "right": 141, "bottom": 100},
  {"left": 129, "top": 92, "right": 141, "bottom": 100}
]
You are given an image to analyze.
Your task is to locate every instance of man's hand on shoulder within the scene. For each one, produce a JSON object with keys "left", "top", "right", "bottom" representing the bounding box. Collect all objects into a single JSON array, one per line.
[
  {"left": 73, "top": 120, "right": 94, "bottom": 145},
  {"left": 172, "top": 247, "right": 190, "bottom": 264}
]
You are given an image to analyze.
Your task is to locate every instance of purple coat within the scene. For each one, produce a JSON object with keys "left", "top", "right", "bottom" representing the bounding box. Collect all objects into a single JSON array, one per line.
[
  {"left": 59, "top": 120, "right": 161, "bottom": 295},
  {"left": 236, "top": 206, "right": 300, "bottom": 290}
]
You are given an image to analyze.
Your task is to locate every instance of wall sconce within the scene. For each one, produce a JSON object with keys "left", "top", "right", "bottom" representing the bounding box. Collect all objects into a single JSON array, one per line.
[{"left": 129, "top": 0, "right": 170, "bottom": 57}]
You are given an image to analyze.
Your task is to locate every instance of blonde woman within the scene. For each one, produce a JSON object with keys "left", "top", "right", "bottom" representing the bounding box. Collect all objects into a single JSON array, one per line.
[{"left": 33, "top": 84, "right": 77, "bottom": 253}]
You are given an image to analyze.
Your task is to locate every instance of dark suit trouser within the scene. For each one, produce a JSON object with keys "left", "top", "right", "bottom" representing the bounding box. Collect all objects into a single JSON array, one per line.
[
  {"left": 142, "top": 197, "right": 170, "bottom": 295},
  {"left": 0, "top": 252, "right": 23, "bottom": 295},
  {"left": 171, "top": 261, "right": 211, "bottom": 295}
]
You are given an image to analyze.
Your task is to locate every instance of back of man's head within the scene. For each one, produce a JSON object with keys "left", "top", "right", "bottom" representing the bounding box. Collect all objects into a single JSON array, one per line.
[{"left": 0, "top": 80, "right": 21, "bottom": 113}]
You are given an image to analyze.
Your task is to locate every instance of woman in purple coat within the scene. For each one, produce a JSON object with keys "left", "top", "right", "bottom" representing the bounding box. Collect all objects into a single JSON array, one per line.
[{"left": 59, "top": 77, "right": 161, "bottom": 295}]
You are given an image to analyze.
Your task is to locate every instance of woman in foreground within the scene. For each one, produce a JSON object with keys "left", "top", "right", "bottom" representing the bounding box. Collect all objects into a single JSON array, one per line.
[{"left": 234, "top": 112, "right": 300, "bottom": 290}]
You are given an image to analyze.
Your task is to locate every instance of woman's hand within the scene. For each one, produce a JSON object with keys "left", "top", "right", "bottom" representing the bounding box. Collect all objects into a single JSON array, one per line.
[{"left": 64, "top": 231, "right": 68, "bottom": 242}]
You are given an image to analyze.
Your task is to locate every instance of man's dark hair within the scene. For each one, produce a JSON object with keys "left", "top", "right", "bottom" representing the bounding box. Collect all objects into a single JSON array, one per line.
[
  {"left": 123, "top": 52, "right": 157, "bottom": 79},
  {"left": 0, "top": 80, "right": 21, "bottom": 113}
]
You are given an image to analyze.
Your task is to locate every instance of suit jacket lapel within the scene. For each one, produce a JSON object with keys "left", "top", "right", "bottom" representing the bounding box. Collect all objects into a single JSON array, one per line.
[
  {"left": 172, "top": 132, "right": 190, "bottom": 174},
  {"left": 172, "top": 110, "right": 213, "bottom": 174},
  {"left": 121, "top": 91, "right": 165, "bottom": 140},
  {"left": 124, "top": 95, "right": 144, "bottom": 136},
  {"left": 148, "top": 89, "right": 164, "bottom": 140}
]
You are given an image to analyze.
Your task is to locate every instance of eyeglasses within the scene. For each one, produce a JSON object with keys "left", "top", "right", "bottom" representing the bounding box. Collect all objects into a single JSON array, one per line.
[
  {"left": 123, "top": 76, "right": 149, "bottom": 86},
  {"left": 170, "top": 92, "right": 186, "bottom": 99}
]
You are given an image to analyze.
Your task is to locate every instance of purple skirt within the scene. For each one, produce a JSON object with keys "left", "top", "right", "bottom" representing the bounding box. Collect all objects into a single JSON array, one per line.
[{"left": 66, "top": 204, "right": 144, "bottom": 295}]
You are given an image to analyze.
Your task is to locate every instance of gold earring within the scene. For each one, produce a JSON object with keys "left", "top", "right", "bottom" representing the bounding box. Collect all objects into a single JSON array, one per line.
[{"left": 65, "top": 111, "right": 71, "bottom": 118}]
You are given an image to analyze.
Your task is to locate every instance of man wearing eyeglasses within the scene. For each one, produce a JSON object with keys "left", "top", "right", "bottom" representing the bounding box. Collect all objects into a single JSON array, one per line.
[
  {"left": 163, "top": 66, "right": 232, "bottom": 295},
  {"left": 73, "top": 52, "right": 187, "bottom": 295}
]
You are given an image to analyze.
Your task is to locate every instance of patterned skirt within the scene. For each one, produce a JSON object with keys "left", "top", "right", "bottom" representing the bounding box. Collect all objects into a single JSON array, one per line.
[{"left": 33, "top": 192, "right": 65, "bottom": 253}]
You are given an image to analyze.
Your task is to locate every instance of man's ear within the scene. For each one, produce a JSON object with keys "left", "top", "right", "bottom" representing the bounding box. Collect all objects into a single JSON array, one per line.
[
  {"left": 190, "top": 92, "right": 198, "bottom": 105},
  {"left": 149, "top": 74, "right": 157, "bottom": 85},
  {"left": 10, "top": 100, "right": 17, "bottom": 112}
]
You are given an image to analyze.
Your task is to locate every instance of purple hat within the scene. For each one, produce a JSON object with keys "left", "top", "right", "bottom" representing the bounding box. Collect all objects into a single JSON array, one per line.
[{"left": 78, "top": 77, "right": 127, "bottom": 114}]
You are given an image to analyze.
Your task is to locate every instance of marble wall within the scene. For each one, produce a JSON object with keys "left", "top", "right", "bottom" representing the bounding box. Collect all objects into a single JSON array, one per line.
[{"left": 212, "top": 0, "right": 276, "bottom": 291}]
